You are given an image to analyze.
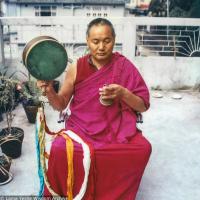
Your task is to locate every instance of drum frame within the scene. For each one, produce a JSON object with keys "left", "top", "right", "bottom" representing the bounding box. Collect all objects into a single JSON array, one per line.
[{"left": 22, "top": 36, "right": 67, "bottom": 80}]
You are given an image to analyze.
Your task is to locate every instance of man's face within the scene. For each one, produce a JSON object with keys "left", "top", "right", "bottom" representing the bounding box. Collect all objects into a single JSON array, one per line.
[{"left": 87, "top": 24, "right": 115, "bottom": 63}]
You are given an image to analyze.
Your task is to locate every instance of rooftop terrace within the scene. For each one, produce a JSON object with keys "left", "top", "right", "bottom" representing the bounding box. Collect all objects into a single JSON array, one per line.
[{"left": 0, "top": 89, "right": 200, "bottom": 200}]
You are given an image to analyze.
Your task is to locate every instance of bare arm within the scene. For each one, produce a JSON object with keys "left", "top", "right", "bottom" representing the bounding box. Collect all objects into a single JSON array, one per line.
[
  {"left": 37, "top": 63, "right": 77, "bottom": 111},
  {"left": 121, "top": 87, "right": 147, "bottom": 112},
  {"left": 99, "top": 84, "right": 147, "bottom": 112}
]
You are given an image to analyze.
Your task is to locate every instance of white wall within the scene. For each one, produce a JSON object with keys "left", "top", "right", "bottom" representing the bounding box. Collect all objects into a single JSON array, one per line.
[
  {"left": 6, "top": 3, "right": 17, "bottom": 16},
  {"left": 134, "top": 57, "right": 200, "bottom": 90},
  {"left": 58, "top": 6, "right": 73, "bottom": 16},
  {"left": 20, "top": 4, "right": 35, "bottom": 16}
]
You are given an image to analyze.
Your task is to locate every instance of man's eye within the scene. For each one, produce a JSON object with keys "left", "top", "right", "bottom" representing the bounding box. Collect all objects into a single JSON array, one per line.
[
  {"left": 104, "top": 39, "right": 111, "bottom": 44},
  {"left": 92, "top": 40, "right": 99, "bottom": 44}
]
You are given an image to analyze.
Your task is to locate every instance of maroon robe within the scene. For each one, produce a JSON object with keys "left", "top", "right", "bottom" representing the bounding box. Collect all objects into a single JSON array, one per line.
[{"left": 44, "top": 52, "right": 152, "bottom": 200}]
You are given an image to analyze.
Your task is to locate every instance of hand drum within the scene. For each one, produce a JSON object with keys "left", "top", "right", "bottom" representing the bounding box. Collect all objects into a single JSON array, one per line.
[{"left": 22, "top": 36, "right": 68, "bottom": 80}]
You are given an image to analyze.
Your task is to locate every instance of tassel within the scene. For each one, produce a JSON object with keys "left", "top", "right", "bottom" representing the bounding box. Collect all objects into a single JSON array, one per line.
[{"left": 35, "top": 108, "right": 44, "bottom": 196}]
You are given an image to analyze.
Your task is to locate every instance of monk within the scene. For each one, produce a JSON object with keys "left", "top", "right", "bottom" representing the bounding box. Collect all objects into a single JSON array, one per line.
[{"left": 37, "top": 18, "right": 152, "bottom": 200}]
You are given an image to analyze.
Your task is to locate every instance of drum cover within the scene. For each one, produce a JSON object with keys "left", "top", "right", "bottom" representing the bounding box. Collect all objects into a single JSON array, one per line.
[{"left": 23, "top": 36, "right": 68, "bottom": 80}]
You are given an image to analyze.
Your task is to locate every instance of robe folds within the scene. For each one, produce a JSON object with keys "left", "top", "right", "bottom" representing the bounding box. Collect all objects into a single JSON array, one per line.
[{"left": 44, "top": 52, "right": 152, "bottom": 200}]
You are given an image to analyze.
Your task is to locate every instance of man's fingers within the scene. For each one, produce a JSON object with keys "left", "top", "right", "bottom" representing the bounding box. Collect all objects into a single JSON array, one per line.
[
  {"left": 99, "top": 84, "right": 121, "bottom": 100},
  {"left": 104, "top": 86, "right": 115, "bottom": 91},
  {"left": 101, "top": 94, "right": 116, "bottom": 100},
  {"left": 37, "top": 80, "right": 52, "bottom": 88},
  {"left": 41, "top": 86, "right": 47, "bottom": 94},
  {"left": 99, "top": 90, "right": 114, "bottom": 96}
]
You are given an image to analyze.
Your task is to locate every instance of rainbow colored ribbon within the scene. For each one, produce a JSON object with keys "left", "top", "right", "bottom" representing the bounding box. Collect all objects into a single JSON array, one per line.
[{"left": 36, "top": 106, "right": 92, "bottom": 199}]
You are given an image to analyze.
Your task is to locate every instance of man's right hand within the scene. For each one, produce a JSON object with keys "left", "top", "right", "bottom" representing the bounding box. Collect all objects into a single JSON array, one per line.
[
  {"left": 35, "top": 63, "right": 76, "bottom": 111},
  {"left": 36, "top": 80, "right": 54, "bottom": 95}
]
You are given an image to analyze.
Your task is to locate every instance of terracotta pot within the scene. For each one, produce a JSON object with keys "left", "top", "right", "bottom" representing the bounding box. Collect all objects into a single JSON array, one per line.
[{"left": 22, "top": 36, "right": 68, "bottom": 80}]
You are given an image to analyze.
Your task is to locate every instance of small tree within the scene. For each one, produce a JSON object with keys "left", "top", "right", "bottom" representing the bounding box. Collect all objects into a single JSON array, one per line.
[
  {"left": 0, "top": 75, "right": 17, "bottom": 133},
  {"left": 0, "top": 66, "right": 27, "bottom": 132}
]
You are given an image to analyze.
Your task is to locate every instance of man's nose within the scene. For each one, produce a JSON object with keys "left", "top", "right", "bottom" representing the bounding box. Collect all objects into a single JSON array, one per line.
[{"left": 99, "top": 42, "right": 105, "bottom": 50}]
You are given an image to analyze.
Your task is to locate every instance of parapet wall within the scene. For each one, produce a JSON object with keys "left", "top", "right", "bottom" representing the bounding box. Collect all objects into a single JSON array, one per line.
[{"left": 134, "top": 56, "right": 200, "bottom": 90}]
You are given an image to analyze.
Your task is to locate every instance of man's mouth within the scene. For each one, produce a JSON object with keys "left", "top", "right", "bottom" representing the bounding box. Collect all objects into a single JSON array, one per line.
[{"left": 97, "top": 53, "right": 106, "bottom": 56}]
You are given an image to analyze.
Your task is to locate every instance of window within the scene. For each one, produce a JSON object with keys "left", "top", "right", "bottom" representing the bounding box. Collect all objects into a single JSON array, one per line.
[
  {"left": 34, "top": 5, "right": 57, "bottom": 17},
  {"left": 41, "top": 6, "right": 51, "bottom": 16},
  {"left": 18, "top": 43, "right": 26, "bottom": 47},
  {"left": 92, "top": 6, "right": 101, "bottom": 11}
]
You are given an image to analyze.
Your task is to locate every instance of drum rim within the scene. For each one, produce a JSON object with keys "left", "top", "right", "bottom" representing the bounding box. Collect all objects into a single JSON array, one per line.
[
  {"left": 25, "top": 38, "right": 67, "bottom": 67},
  {"left": 22, "top": 35, "right": 57, "bottom": 65}
]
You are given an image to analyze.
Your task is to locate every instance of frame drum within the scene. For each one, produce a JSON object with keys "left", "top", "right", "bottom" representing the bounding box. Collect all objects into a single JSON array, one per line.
[{"left": 22, "top": 36, "right": 68, "bottom": 80}]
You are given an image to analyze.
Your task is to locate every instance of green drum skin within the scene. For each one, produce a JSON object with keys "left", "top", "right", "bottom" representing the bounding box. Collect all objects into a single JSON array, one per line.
[{"left": 23, "top": 36, "right": 68, "bottom": 80}]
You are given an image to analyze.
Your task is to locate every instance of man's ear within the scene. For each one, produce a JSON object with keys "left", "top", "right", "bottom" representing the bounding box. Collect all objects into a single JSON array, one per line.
[{"left": 86, "top": 37, "right": 90, "bottom": 48}]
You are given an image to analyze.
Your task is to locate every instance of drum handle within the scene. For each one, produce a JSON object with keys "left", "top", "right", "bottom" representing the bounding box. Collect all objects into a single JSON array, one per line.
[
  {"left": 41, "top": 87, "right": 47, "bottom": 96},
  {"left": 68, "top": 58, "right": 73, "bottom": 63}
]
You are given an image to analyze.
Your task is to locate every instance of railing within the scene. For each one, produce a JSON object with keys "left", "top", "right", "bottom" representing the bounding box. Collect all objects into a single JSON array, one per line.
[
  {"left": 1, "top": 17, "right": 200, "bottom": 61},
  {"left": 136, "top": 25, "right": 200, "bottom": 57},
  {"left": 0, "top": 16, "right": 200, "bottom": 89}
]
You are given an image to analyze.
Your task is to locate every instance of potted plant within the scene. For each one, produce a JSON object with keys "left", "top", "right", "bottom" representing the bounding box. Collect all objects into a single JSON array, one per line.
[
  {"left": 19, "top": 80, "right": 42, "bottom": 124},
  {"left": 18, "top": 77, "right": 60, "bottom": 123},
  {"left": 0, "top": 65, "right": 27, "bottom": 115},
  {"left": 0, "top": 153, "right": 13, "bottom": 185},
  {"left": 0, "top": 74, "right": 24, "bottom": 159}
]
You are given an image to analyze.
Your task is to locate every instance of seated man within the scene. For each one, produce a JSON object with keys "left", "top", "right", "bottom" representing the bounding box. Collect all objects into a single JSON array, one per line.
[{"left": 37, "top": 18, "right": 152, "bottom": 200}]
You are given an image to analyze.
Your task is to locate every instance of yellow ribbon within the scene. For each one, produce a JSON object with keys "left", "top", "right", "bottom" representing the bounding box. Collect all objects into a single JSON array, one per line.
[{"left": 60, "top": 132, "right": 74, "bottom": 200}]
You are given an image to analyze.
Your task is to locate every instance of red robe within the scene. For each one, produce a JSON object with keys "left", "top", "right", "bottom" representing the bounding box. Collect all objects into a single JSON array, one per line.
[{"left": 44, "top": 52, "right": 152, "bottom": 200}]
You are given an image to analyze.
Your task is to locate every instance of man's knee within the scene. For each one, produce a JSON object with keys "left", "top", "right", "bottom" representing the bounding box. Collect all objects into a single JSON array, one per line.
[
  {"left": 141, "top": 137, "right": 152, "bottom": 164},
  {"left": 145, "top": 139, "right": 152, "bottom": 158}
]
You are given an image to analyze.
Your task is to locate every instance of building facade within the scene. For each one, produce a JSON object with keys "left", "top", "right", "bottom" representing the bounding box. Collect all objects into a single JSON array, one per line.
[{"left": 4, "top": 0, "right": 130, "bottom": 17}]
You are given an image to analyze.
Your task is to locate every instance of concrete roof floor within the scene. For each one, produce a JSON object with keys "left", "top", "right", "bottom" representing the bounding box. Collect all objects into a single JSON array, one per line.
[{"left": 0, "top": 90, "right": 200, "bottom": 200}]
